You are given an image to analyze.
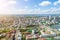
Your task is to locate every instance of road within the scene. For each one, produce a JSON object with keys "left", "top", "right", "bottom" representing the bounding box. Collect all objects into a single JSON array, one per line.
[
  {"left": 6, "top": 30, "right": 22, "bottom": 40},
  {"left": 15, "top": 30, "right": 22, "bottom": 40}
]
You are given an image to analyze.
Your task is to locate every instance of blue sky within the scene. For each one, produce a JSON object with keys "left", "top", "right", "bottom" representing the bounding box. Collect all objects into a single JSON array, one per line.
[
  {"left": 16, "top": 0, "right": 58, "bottom": 9},
  {"left": 0, "top": 0, "right": 60, "bottom": 15}
]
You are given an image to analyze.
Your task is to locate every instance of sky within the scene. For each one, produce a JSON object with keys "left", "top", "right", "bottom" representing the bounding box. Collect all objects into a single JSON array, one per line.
[{"left": 0, "top": 0, "right": 60, "bottom": 15}]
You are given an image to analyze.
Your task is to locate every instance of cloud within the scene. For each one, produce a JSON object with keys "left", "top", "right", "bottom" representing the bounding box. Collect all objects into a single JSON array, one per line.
[
  {"left": 17, "top": 7, "right": 60, "bottom": 14},
  {"left": 0, "top": 0, "right": 60, "bottom": 15},
  {"left": 0, "top": 0, "right": 16, "bottom": 15},
  {"left": 39, "top": 1, "right": 51, "bottom": 6},
  {"left": 54, "top": 0, "right": 60, "bottom": 5},
  {"left": 1, "top": 7, "right": 59, "bottom": 15},
  {"left": 8, "top": 0, "right": 16, "bottom": 4}
]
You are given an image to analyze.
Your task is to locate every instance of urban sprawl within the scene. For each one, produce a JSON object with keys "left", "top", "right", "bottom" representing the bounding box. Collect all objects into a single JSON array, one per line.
[{"left": 0, "top": 15, "right": 60, "bottom": 40}]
